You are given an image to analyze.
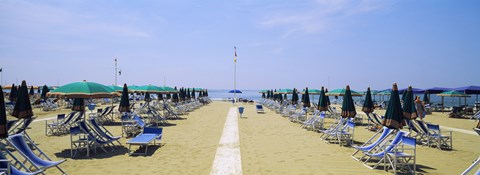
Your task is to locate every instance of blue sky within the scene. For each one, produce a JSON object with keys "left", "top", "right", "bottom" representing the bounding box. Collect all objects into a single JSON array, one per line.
[{"left": 0, "top": 0, "right": 479, "bottom": 91}]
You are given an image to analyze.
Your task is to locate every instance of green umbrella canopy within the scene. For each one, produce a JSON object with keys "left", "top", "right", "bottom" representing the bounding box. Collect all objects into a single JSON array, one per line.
[
  {"left": 362, "top": 87, "right": 374, "bottom": 114},
  {"left": 303, "top": 87, "right": 311, "bottom": 108},
  {"left": 341, "top": 85, "right": 356, "bottom": 118},
  {"left": 49, "top": 81, "right": 118, "bottom": 98},
  {"left": 136, "top": 85, "right": 164, "bottom": 93},
  {"left": 382, "top": 83, "right": 405, "bottom": 129},
  {"left": 402, "top": 86, "right": 417, "bottom": 120},
  {"left": 40, "top": 85, "right": 49, "bottom": 99},
  {"left": 423, "top": 91, "right": 430, "bottom": 104},
  {"left": 9, "top": 83, "right": 16, "bottom": 102},
  {"left": 118, "top": 84, "right": 130, "bottom": 112},
  {"left": 327, "top": 88, "right": 363, "bottom": 96},
  {"left": 12, "top": 80, "right": 33, "bottom": 119},
  {"left": 0, "top": 85, "right": 8, "bottom": 138},
  {"left": 187, "top": 87, "right": 205, "bottom": 92},
  {"left": 378, "top": 90, "right": 391, "bottom": 95},
  {"left": 259, "top": 90, "right": 268, "bottom": 93},
  {"left": 300, "top": 89, "right": 321, "bottom": 95},
  {"left": 161, "top": 86, "right": 178, "bottom": 93},
  {"left": 128, "top": 85, "right": 140, "bottom": 92},
  {"left": 109, "top": 85, "right": 123, "bottom": 92},
  {"left": 317, "top": 87, "right": 329, "bottom": 111},
  {"left": 72, "top": 98, "right": 85, "bottom": 111},
  {"left": 437, "top": 91, "right": 470, "bottom": 97},
  {"left": 276, "top": 89, "right": 294, "bottom": 94}
]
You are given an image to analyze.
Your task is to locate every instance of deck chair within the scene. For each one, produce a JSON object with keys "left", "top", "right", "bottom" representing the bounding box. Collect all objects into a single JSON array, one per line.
[
  {"left": 97, "top": 106, "right": 116, "bottom": 124},
  {"left": 352, "top": 127, "right": 393, "bottom": 161},
  {"left": 462, "top": 128, "right": 480, "bottom": 175},
  {"left": 385, "top": 136, "right": 417, "bottom": 174},
  {"left": 163, "top": 104, "right": 180, "bottom": 119},
  {"left": 363, "top": 130, "right": 408, "bottom": 170},
  {"left": 336, "top": 120, "right": 355, "bottom": 146},
  {"left": 148, "top": 109, "right": 169, "bottom": 126},
  {"left": 7, "top": 134, "right": 66, "bottom": 174},
  {"left": 126, "top": 127, "right": 163, "bottom": 156},
  {"left": 0, "top": 152, "right": 43, "bottom": 175},
  {"left": 72, "top": 121, "right": 112, "bottom": 157},
  {"left": 88, "top": 118, "right": 122, "bottom": 146},
  {"left": 320, "top": 118, "right": 347, "bottom": 141},
  {"left": 256, "top": 104, "right": 265, "bottom": 113},
  {"left": 45, "top": 112, "right": 76, "bottom": 136},
  {"left": 426, "top": 123, "right": 453, "bottom": 150}
]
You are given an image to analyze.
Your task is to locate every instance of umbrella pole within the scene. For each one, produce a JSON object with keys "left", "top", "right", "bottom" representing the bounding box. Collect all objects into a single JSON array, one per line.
[{"left": 442, "top": 97, "right": 444, "bottom": 113}]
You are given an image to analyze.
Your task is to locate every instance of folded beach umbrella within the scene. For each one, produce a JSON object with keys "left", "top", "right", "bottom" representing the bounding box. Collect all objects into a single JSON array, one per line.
[
  {"left": 41, "top": 85, "right": 49, "bottom": 99},
  {"left": 205, "top": 89, "right": 209, "bottom": 97},
  {"left": 262, "top": 92, "right": 266, "bottom": 98},
  {"left": 303, "top": 87, "right": 311, "bottom": 108},
  {"left": 283, "top": 94, "right": 287, "bottom": 100},
  {"left": 278, "top": 92, "right": 283, "bottom": 101},
  {"left": 0, "top": 85, "right": 8, "bottom": 138},
  {"left": 341, "top": 85, "right": 356, "bottom": 118},
  {"left": 172, "top": 87, "right": 179, "bottom": 102},
  {"left": 48, "top": 81, "right": 117, "bottom": 98},
  {"left": 317, "top": 87, "right": 328, "bottom": 111},
  {"left": 166, "top": 93, "right": 171, "bottom": 99},
  {"left": 9, "top": 83, "right": 16, "bottom": 102},
  {"left": 158, "top": 94, "right": 164, "bottom": 100},
  {"left": 291, "top": 88, "right": 297, "bottom": 104},
  {"left": 423, "top": 91, "right": 430, "bottom": 104},
  {"left": 266, "top": 90, "right": 270, "bottom": 99},
  {"left": 325, "top": 89, "right": 331, "bottom": 105},
  {"left": 118, "top": 84, "right": 130, "bottom": 112},
  {"left": 186, "top": 88, "right": 191, "bottom": 100},
  {"left": 72, "top": 98, "right": 85, "bottom": 111},
  {"left": 37, "top": 87, "right": 41, "bottom": 94},
  {"left": 12, "top": 81, "right": 33, "bottom": 119},
  {"left": 29, "top": 86, "right": 34, "bottom": 96},
  {"left": 403, "top": 86, "right": 417, "bottom": 120},
  {"left": 192, "top": 88, "right": 196, "bottom": 99},
  {"left": 382, "top": 83, "right": 405, "bottom": 129},
  {"left": 145, "top": 92, "right": 151, "bottom": 102},
  {"left": 362, "top": 87, "right": 374, "bottom": 114}
]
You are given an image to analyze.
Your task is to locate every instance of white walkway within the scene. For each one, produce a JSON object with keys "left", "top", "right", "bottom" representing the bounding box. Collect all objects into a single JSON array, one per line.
[{"left": 210, "top": 107, "right": 242, "bottom": 175}]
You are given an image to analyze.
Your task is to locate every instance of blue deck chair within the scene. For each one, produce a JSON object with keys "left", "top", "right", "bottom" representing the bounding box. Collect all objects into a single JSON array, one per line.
[
  {"left": 320, "top": 118, "right": 349, "bottom": 142},
  {"left": 352, "top": 127, "right": 394, "bottom": 161},
  {"left": 88, "top": 118, "right": 122, "bottom": 146},
  {"left": 363, "top": 130, "right": 407, "bottom": 170},
  {"left": 256, "top": 104, "right": 265, "bottom": 113},
  {"left": 336, "top": 120, "right": 356, "bottom": 146},
  {"left": 126, "top": 127, "right": 163, "bottom": 156},
  {"left": 0, "top": 152, "right": 43, "bottom": 175},
  {"left": 163, "top": 104, "right": 180, "bottom": 119},
  {"left": 461, "top": 128, "right": 480, "bottom": 175},
  {"left": 7, "top": 134, "right": 66, "bottom": 174},
  {"left": 386, "top": 136, "right": 417, "bottom": 174},
  {"left": 426, "top": 123, "right": 453, "bottom": 150},
  {"left": 77, "top": 121, "right": 112, "bottom": 155}
]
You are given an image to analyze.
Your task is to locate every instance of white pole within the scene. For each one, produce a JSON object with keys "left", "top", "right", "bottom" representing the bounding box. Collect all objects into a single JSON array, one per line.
[
  {"left": 234, "top": 46, "right": 237, "bottom": 105},
  {"left": 115, "top": 58, "right": 118, "bottom": 86}
]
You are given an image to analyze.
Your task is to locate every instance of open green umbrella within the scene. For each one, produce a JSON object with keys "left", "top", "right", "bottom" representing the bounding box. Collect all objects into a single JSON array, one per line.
[
  {"left": 137, "top": 85, "right": 164, "bottom": 94},
  {"left": 382, "top": 83, "right": 405, "bottom": 129},
  {"left": 317, "top": 87, "right": 328, "bottom": 111},
  {"left": 341, "top": 85, "right": 356, "bottom": 118},
  {"left": 362, "top": 87, "right": 374, "bottom": 114},
  {"left": 0, "top": 85, "right": 8, "bottom": 138},
  {"left": 300, "top": 89, "right": 321, "bottom": 95},
  {"left": 48, "top": 81, "right": 117, "bottom": 98},
  {"left": 12, "top": 81, "right": 33, "bottom": 119},
  {"left": 326, "top": 88, "right": 363, "bottom": 96},
  {"left": 423, "top": 91, "right": 430, "bottom": 104},
  {"left": 72, "top": 98, "right": 85, "bottom": 111},
  {"left": 41, "top": 85, "right": 49, "bottom": 99},
  {"left": 9, "top": 83, "right": 16, "bottom": 102},
  {"left": 277, "top": 89, "right": 294, "bottom": 94},
  {"left": 109, "top": 85, "right": 123, "bottom": 92},
  {"left": 118, "top": 84, "right": 130, "bottom": 112},
  {"left": 403, "top": 86, "right": 417, "bottom": 120},
  {"left": 303, "top": 87, "right": 311, "bottom": 108}
]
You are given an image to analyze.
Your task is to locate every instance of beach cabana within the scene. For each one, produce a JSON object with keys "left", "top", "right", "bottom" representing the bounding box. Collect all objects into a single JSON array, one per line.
[
  {"left": 437, "top": 91, "right": 470, "bottom": 112},
  {"left": 453, "top": 85, "right": 480, "bottom": 102}
]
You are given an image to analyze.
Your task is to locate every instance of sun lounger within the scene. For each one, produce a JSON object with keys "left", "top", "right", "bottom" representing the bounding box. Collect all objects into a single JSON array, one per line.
[
  {"left": 385, "top": 136, "right": 417, "bottom": 174},
  {"left": 7, "top": 134, "right": 66, "bottom": 174},
  {"left": 45, "top": 112, "right": 76, "bottom": 136},
  {"left": 256, "top": 104, "right": 265, "bottom": 113},
  {"left": 425, "top": 123, "right": 453, "bottom": 150},
  {"left": 363, "top": 131, "right": 408, "bottom": 170},
  {"left": 88, "top": 118, "right": 122, "bottom": 146},
  {"left": 126, "top": 127, "right": 163, "bottom": 156},
  {"left": 351, "top": 127, "right": 393, "bottom": 161},
  {"left": 0, "top": 151, "right": 43, "bottom": 175}
]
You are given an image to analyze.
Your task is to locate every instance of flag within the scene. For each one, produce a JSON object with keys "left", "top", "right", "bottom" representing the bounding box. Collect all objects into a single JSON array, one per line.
[
  {"left": 115, "top": 58, "right": 117, "bottom": 62},
  {"left": 234, "top": 47, "right": 237, "bottom": 63},
  {"left": 118, "top": 70, "right": 122, "bottom": 76},
  {"left": 0, "top": 68, "right": 2, "bottom": 72}
]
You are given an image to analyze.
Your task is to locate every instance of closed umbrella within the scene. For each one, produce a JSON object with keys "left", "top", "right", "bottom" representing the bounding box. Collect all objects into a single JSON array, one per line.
[
  {"left": 72, "top": 98, "right": 85, "bottom": 111},
  {"left": 118, "top": 83, "right": 130, "bottom": 112},
  {"left": 284, "top": 94, "right": 287, "bottom": 100},
  {"left": 41, "top": 85, "right": 49, "bottom": 99},
  {"left": 192, "top": 88, "right": 196, "bottom": 99},
  {"left": 382, "top": 83, "right": 405, "bottom": 129},
  {"left": 325, "top": 88, "right": 331, "bottom": 105},
  {"left": 317, "top": 87, "right": 328, "bottom": 111},
  {"left": 0, "top": 85, "right": 7, "bottom": 138},
  {"left": 9, "top": 83, "right": 16, "bottom": 102},
  {"left": 145, "top": 92, "right": 151, "bottom": 102},
  {"left": 158, "top": 94, "right": 164, "bottom": 100},
  {"left": 423, "top": 91, "right": 430, "bottom": 104},
  {"left": 303, "top": 87, "right": 311, "bottom": 108},
  {"left": 341, "top": 85, "right": 356, "bottom": 118},
  {"left": 403, "top": 86, "right": 417, "bottom": 120},
  {"left": 186, "top": 88, "right": 191, "bottom": 100},
  {"left": 172, "top": 87, "right": 179, "bottom": 103},
  {"left": 205, "top": 89, "right": 209, "bottom": 97},
  {"left": 362, "top": 87, "right": 374, "bottom": 114},
  {"left": 266, "top": 90, "right": 270, "bottom": 99},
  {"left": 292, "top": 88, "right": 298, "bottom": 105},
  {"left": 29, "top": 86, "right": 34, "bottom": 96},
  {"left": 11, "top": 81, "right": 33, "bottom": 119}
]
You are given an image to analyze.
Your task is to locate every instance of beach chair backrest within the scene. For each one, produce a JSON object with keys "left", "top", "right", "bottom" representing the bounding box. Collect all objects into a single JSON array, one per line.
[
  {"left": 144, "top": 127, "right": 163, "bottom": 135},
  {"left": 133, "top": 115, "right": 145, "bottom": 128},
  {"left": 346, "top": 120, "right": 355, "bottom": 129},
  {"left": 320, "top": 112, "right": 325, "bottom": 119},
  {"left": 57, "top": 114, "right": 66, "bottom": 121},
  {"left": 385, "top": 131, "right": 406, "bottom": 152},
  {"left": 7, "top": 120, "right": 17, "bottom": 131},
  {"left": 8, "top": 134, "right": 46, "bottom": 166},
  {"left": 426, "top": 123, "right": 441, "bottom": 135},
  {"left": 0, "top": 151, "right": 36, "bottom": 175},
  {"left": 402, "top": 136, "right": 416, "bottom": 148},
  {"left": 416, "top": 120, "right": 430, "bottom": 134}
]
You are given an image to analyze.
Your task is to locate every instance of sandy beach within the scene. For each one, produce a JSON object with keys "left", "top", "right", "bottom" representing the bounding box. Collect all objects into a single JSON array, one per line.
[{"left": 8, "top": 100, "right": 477, "bottom": 175}]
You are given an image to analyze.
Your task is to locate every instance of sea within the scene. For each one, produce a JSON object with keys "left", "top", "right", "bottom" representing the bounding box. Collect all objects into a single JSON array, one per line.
[{"left": 208, "top": 89, "right": 480, "bottom": 108}]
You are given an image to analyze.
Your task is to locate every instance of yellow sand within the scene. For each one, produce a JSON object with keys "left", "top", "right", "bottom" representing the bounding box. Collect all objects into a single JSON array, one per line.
[{"left": 9, "top": 101, "right": 480, "bottom": 174}]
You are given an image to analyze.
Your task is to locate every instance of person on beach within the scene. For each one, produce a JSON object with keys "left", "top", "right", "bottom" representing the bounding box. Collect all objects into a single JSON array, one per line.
[{"left": 415, "top": 96, "right": 426, "bottom": 121}]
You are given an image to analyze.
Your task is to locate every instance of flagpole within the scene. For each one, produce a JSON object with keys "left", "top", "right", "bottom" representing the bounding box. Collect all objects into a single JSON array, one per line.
[
  {"left": 0, "top": 67, "right": 2, "bottom": 86},
  {"left": 234, "top": 47, "right": 237, "bottom": 105},
  {"left": 114, "top": 58, "right": 118, "bottom": 86}
]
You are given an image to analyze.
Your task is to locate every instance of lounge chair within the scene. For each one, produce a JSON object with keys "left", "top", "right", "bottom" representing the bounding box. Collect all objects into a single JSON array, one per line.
[
  {"left": 7, "top": 134, "right": 66, "bottom": 174},
  {"left": 70, "top": 121, "right": 113, "bottom": 157},
  {"left": 336, "top": 120, "right": 355, "bottom": 146},
  {"left": 385, "top": 136, "right": 417, "bottom": 174},
  {"left": 45, "top": 112, "right": 76, "bottom": 136},
  {"left": 126, "top": 127, "right": 163, "bottom": 156},
  {"left": 425, "top": 123, "right": 453, "bottom": 150},
  {"left": 88, "top": 118, "right": 122, "bottom": 146},
  {"left": 0, "top": 151, "right": 43, "bottom": 175},
  {"left": 363, "top": 130, "right": 408, "bottom": 170},
  {"left": 351, "top": 127, "right": 393, "bottom": 161},
  {"left": 256, "top": 104, "right": 265, "bottom": 113}
]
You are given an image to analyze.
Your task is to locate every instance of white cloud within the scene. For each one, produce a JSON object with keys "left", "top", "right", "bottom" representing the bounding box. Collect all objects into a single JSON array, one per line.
[{"left": 259, "top": 0, "right": 392, "bottom": 38}]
